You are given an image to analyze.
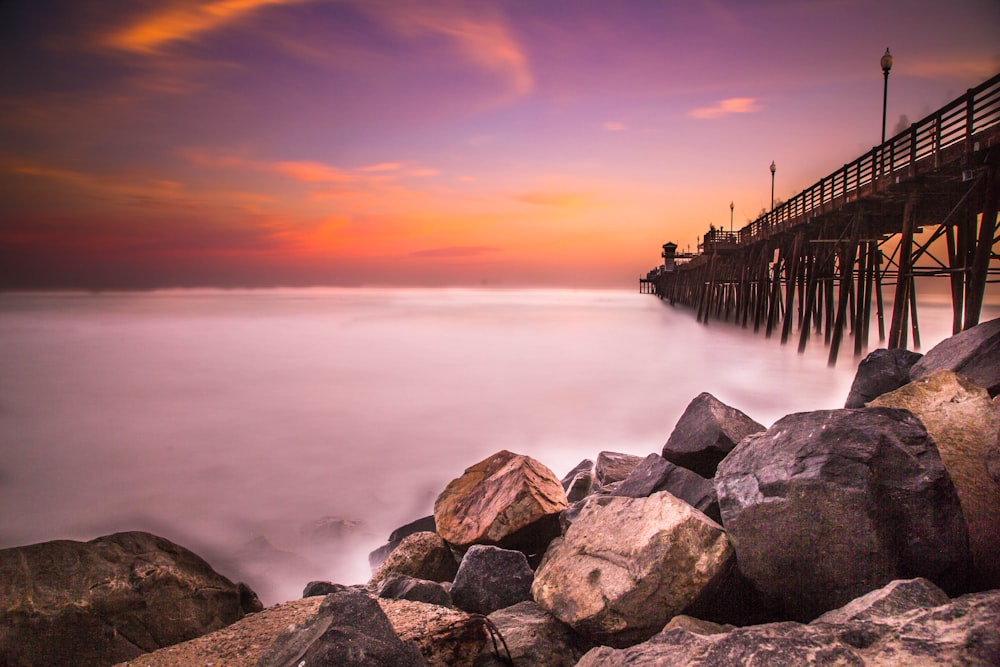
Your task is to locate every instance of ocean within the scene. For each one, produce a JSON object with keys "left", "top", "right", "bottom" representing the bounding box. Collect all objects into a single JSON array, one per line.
[{"left": 0, "top": 287, "right": 992, "bottom": 604}]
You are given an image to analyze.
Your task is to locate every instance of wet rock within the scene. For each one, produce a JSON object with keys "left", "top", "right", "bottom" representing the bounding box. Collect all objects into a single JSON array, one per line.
[
  {"left": 532, "top": 490, "right": 733, "bottom": 647},
  {"left": 844, "top": 347, "right": 923, "bottom": 408},
  {"left": 368, "top": 531, "right": 458, "bottom": 589},
  {"left": 868, "top": 370, "right": 1000, "bottom": 588},
  {"left": 450, "top": 545, "right": 533, "bottom": 615},
  {"left": 473, "top": 601, "right": 591, "bottom": 667},
  {"left": 375, "top": 573, "right": 453, "bottom": 608},
  {"left": 0, "top": 531, "right": 251, "bottom": 667},
  {"left": 255, "top": 589, "right": 426, "bottom": 667},
  {"left": 433, "top": 450, "right": 567, "bottom": 558},
  {"left": 715, "top": 408, "right": 970, "bottom": 621},
  {"left": 662, "top": 392, "right": 765, "bottom": 478},
  {"left": 614, "top": 453, "right": 721, "bottom": 523},
  {"left": 910, "top": 316, "right": 1000, "bottom": 396},
  {"left": 594, "top": 451, "right": 644, "bottom": 486}
]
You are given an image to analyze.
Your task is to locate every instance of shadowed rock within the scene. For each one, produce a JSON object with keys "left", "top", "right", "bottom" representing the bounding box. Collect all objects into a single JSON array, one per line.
[
  {"left": 662, "top": 393, "right": 764, "bottom": 478},
  {"left": 910, "top": 316, "right": 1000, "bottom": 396},
  {"left": 594, "top": 451, "right": 644, "bottom": 486},
  {"left": 844, "top": 347, "right": 923, "bottom": 408},
  {"left": 450, "top": 545, "right": 533, "bottom": 615},
  {"left": 614, "top": 453, "right": 720, "bottom": 523},
  {"left": 474, "top": 601, "right": 592, "bottom": 667}
]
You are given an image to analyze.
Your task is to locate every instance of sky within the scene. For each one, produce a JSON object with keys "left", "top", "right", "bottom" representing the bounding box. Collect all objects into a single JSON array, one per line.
[{"left": 1, "top": 0, "right": 998, "bottom": 290}]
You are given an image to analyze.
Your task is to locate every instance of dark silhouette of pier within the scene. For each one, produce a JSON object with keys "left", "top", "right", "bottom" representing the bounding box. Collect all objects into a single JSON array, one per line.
[{"left": 643, "top": 72, "right": 1000, "bottom": 364}]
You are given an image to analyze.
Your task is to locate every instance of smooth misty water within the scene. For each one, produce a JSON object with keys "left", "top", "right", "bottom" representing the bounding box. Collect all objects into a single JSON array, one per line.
[{"left": 0, "top": 288, "right": 990, "bottom": 604}]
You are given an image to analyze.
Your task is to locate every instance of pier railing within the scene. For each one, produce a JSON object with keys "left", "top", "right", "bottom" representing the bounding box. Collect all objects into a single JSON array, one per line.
[{"left": 740, "top": 72, "right": 1000, "bottom": 244}]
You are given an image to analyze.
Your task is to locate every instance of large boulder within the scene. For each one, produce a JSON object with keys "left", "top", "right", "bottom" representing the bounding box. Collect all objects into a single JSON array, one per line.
[
  {"left": 368, "top": 531, "right": 458, "bottom": 589},
  {"left": 576, "top": 581, "right": 1000, "bottom": 666},
  {"left": 844, "top": 347, "right": 923, "bottom": 408},
  {"left": 531, "top": 491, "right": 733, "bottom": 647},
  {"left": 0, "top": 531, "right": 252, "bottom": 667},
  {"left": 715, "top": 408, "right": 970, "bottom": 621},
  {"left": 910, "top": 316, "right": 1000, "bottom": 396},
  {"left": 473, "top": 601, "right": 591, "bottom": 667},
  {"left": 450, "top": 545, "right": 534, "bottom": 615},
  {"left": 614, "top": 453, "right": 721, "bottom": 523},
  {"left": 868, "top": 370, "right": 1000, "bottom": 588},
  {"left": 256, "top": 589, "right": 426, "bottom": 667},
  {"left": 662, "top": 393, "right": 765, "bottom": 478},
  {"left": 380, "top": 598, "right": 487, "bottom": 667},
  {"left": 434, "top": 450, "right": 567, "bottom": 558}
]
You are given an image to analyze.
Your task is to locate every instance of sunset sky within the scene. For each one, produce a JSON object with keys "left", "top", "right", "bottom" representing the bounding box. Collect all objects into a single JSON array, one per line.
[{"left": 2, "top": 0, "right": 998, "bottom": 289}]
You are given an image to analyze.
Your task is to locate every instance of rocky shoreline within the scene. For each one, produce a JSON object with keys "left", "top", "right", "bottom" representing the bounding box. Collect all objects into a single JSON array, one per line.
[{"left": 2, "top": 318, "right": 998, "bottom": 666}]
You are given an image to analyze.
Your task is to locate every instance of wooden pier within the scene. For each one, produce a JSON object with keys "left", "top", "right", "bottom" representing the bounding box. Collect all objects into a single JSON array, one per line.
[{"left": 646, "top": 72, "right": 1000, "bottom": 364}]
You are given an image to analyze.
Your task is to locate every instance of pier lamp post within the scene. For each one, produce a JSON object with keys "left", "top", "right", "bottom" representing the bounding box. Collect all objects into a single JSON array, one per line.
[
  {"left": 880, "top": 48, "right": 893, "bottom": 146},
  {"left": 770, "top": 161, "right": 776, "bottom": 211},
  {"left": 730, "top": 201, "right": 734, "bottom": 234}
]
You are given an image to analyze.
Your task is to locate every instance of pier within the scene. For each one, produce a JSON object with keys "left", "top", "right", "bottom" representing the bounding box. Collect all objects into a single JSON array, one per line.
[{"left": 645, "top": 72, "right": 1000, "bottom": 364}]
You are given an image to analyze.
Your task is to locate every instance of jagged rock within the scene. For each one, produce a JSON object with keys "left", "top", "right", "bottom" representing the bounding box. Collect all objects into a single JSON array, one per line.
[
  {"left": 910, "top": 316, "right": 1000, "bottom": 396},
  {"left": 368, "top": 531, "right": 458, "bottom": 589},
  {"left": 662, "top": 392, "right": 765, "bottom": 478},
  {"left": 594, "top": 451, "right": 644, "bottom": 486},
  {"left": 302, "top": 580, "right": 347, "bottom": 598},
  {"left": 614, "top": 453, "right": 721, "bottom": 523},
  {"left": 661, "top": 615, "right": 734, "bottom": 635},
  {"left": 433, "top": 450, "right": 567, "bottom": 558},
  {"left": 368, "top": 515, "right": 437, "bottom": 571},
  {"left": 576, "top": 584, "right": 1000, "bottom": 666},
  {"left": 531, "top": 490, "right": 733, "bottom": 647},
  {"left": 375, "top": 573, "right": 453, "bottom": 608},
  {"left": 868, "top": 370, "right": 1000, "bottom": 588},
  {"left": 561, "top": 459, "right": 595, "bottom": 502},
  {"left": 450, "top": 545, "right": 533, "bottom": 615},
  {"left": 844, "top": 347, "right": 923, "bottom": 408},
  {"left": 811, "top": 577, "right": 949, "bottom": 625},
  {"left": 0, "top": 531, "right": 252, "bottom": 667},
  {"left": 473, "top": 601, "right": 591, "bottom": 667},
  {"left": 239, "top": 582, "right": 264, "bottom": 613},
  {"left": 380, "top": 598, "right": 486, "bottom": 667},
  {"left": 715, "top": 407, "right": 970, "bottom": 621},
  {"left": 255, "top": 589, "right": 426, "bottom": 667}
]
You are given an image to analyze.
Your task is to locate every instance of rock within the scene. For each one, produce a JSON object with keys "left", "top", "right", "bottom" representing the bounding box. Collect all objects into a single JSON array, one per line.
[
  {"left": 844, "top": 347, "right": 923, "bottom": 408},
  {"left": 302, "top": 580, "right": 347, "bottom": 598},
  {"left": 369, "top": 515, "right": 437, "bottom": 571},
  {"left": 576, "top": 584, "right": 1000, "bottom": 666},
  {"left": 255, "top": 589, "right": 426, "bottom": 667},
  {"left": 368, "top": 531, "right": 459, "bottom": 588},
  {"left": 715, "top": 407, "right": 970, "bottom": 621},
  {"left": 450, "top": 545, "right": 534, "bottom": 615},
  {"left": 868, "top": 370, "right": 1000, "bottom": 589},
  {"left": 375, "top": 573, "right": 453, "bottom": 608},
  {"left": 594, "top": 451, "right": 644, "bottom": 486},
  {"left": 238, "top": 582, "right": 264, "bottom": 613},
  {"left": 662, "top": 392, "right": 765, "bottom": 478},
  {"left": 561, "top": 459, "right": 595, "bottom": 503},
  {"left": 661, "top": 615, "right": 734, "bottom": 636},
  {"left": 433, "top": 450, "right": 568, "bottom": 558},
  {"left": 380, "top": 598, "right": 487, "bottom": 667},
  {"left": 473, "top": 601, "right": 591, "bottom": 667},
  {"left": 811, "top": 577, "right": 949, "bottom": 625},
  {"left": 614, "top": 453, "right": 721, "bottom": 523},
  {"left": 560, "top": 459, "right": 594, "bottom": 487},
  {"left": 0, "top": 531, "right": 251, "bottom": 667},
  {"left": 910, "top": 316, "right": 1000, "bottom": 396},
  {"left": 531, "top": 490, "right": 733, "bottom": 647}
]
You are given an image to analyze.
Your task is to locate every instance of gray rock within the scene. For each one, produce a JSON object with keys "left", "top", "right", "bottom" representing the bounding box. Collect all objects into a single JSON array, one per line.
[
  {"left": 614, "top": 453, "right": 721, "bottom": 523},
  {"left": 910, "top": 316, "right": 1000, "bottom": 396},
  {"left": 715, "top": 408, "right": 970, "bottom": 621},
  {"left": 576, "top": 584, "right": 1000, "bottom": 666},
  {"left": 844, "top": 347, "right": 923, "bottom": 408},
  {"left": 302, "top": 580, "right": 348, "bottom": 598},
  {"left": 811, "top": 577, "right": 949, "bottom": 625},
  {"left": 0, "top": 531, "right": 251, "bottom": 667},
  {"left": 474, "top": 601, "right": 591, "bottom": 667},
  {"left": 869, "top": 370, "right": 1000, "bottom": 589},
  {"left": 662, "top": 392, "right": 765, "bottom": 478},
  {"left": 255, "top": 589, "right": 426, "bottom": 667},
  {"left": 594, "top": 451, "right": 644, "bottom": 486},
  {"left": 532, "top": 491, "right": 733, "bottom": 647},
  {"left": 376, "top": 573, "right": 453, "bottom": 608},
  {"left": 451, "top": 545, "right": 534, "bottom": 615},
  {"left": 368, "top": 531, "right": 459, "bottom": 589}
]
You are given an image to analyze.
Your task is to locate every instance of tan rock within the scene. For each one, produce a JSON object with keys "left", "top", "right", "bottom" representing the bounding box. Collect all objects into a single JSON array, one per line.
[
  {"left": 869, "top": 370, "right": 1000, "bottom": 588},
  {"left": 368, "top": 531, "right": 458, "bottom": 588},
  {"left": 433, "top": 450, "right": 568, "bottom": 552},
  {"left": 381, "top": 598, "right": 486, "bottom": 667}
]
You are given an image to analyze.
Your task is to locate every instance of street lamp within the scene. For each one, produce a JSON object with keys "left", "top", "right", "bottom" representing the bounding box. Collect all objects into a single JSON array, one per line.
[
  {"left": 730, "top": 200, "right": 734, "bottom": 234},
  {"left": 770, "top": 161, "right": 776, "bottom": 211},
  {"left": 880, "top": 48, "right": 893, "bottom": 146}
]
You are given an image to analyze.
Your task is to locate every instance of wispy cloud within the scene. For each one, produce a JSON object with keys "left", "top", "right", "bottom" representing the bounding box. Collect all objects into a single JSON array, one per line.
[
  {"left": 688, "top": 97, "right": 763, "bottom": 119},
  {"left": 907, "top": 56, "right": 1000, "bottom": 80},
  {"left": 104, "top": 0, "right": 309, "bottom": 54},
  {"left": 411, "top": 246, "right": 499, "bottom": 258},
  {"left": 515, "top": 190, "right": 597, "bottom": 209},
  {"left": 603, "top": 121, "right": 626, "bottom": 131},
  {"left": 358, "top": 162, "right": 404, "bottom": 173}
]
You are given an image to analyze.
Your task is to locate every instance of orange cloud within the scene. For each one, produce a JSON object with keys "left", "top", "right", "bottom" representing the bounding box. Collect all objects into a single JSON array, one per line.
[
  {"left": 358, "top": 162, "right": 403, "bottom": 173},
  {"left": 515, "top": 190, "right": 598, "bottom": 209},
  {"left": 907, "top": 57, "right": 1000, "bottom": 80},
  {"left": 603, "top": 121, "right": 626, "bottom": 131},
  {"left": 104, "top": 0, "right": 308, "bottom": 54},
  {"left": 273, "top": 160, "right": 357, "bottom": 184},
  {"left": 688, "top": 97, "right": 763, "bottom": 119}
]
